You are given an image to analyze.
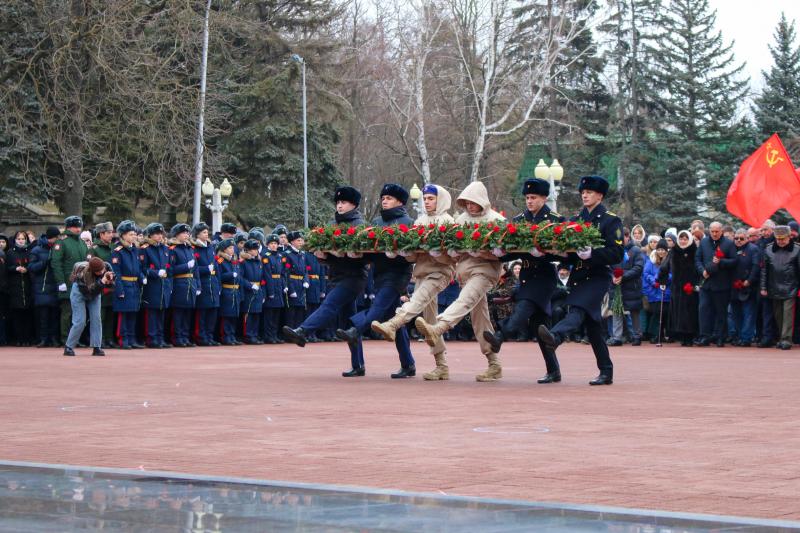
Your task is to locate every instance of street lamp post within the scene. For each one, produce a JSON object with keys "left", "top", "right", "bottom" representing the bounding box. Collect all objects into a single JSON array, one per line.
[
  {"left": 192, "top": 0, "right": 213, "bottom": 227},
  {"left": 202, "top": 178, "right": 233, "bottom": 234},
  {"left": 409, "top": 183, "right": 422, "bottom": 215},
  {"left": 291, "top": 54, "right": 309, "bottom": 229},
  {"left": 534, "top": 158, "right": 564, "bottom": 212}
]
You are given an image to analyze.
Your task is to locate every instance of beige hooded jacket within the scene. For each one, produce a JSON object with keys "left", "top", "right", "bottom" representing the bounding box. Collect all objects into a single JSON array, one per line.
[
  {"left": 454, "top": 181, "right": 506, "bottom": 280},
  {"left": 411, "top": 184, "right": 457, "bottom": 278}
]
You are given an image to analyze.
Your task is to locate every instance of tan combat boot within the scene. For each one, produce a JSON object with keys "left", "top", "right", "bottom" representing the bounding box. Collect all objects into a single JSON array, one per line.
[
  {"left": 370, "top": 315, "right": 405, "bottom": 342},
  {"left": 423, "top": 352, "right": 449, "bottom": 381},
  {"left": 415, "top": 317, "right": 448, "bottom": 348},
  {"left": 475, "top": 352, "right": 502, "bottom": 382}
]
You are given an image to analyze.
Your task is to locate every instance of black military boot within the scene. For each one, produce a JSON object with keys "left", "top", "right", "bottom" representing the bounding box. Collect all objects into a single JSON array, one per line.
[
  {"left": 282, "top": 326, "right": 308, "bottom": 348},
  {"left": 335, "top": 327, "right": 360, "bottom": 346}
]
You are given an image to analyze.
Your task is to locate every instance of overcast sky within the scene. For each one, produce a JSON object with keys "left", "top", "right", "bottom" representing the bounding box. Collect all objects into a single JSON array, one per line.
[{"left": 709, "top": 0, "right": 800, "bottom": 95}]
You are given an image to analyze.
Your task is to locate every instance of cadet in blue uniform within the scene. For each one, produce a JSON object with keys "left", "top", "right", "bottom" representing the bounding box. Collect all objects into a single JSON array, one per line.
[
  {"left": 140, "top": 223, "right": 173, "bottom": 348},
  {"left": 304, "top": 249, "right": 325, "bottom": 342},
  {"left": 273, "top": 225, "right": 289, "bottom": 252},
  {"left": 262, "top": 234, "right": 287, "bottom": 344},
  {"left": 283, "top": 186, "right": 370, "bottom": 376},
  {"left": 336, "top": 184, "right": 416, "bottom": 378},
  {"left": 169, "top": 223, "right": 200, "bottom": 347},
  {"left": 538, "top": 176, "right": 624, "bottom": 385},
  {"left": 216, "top": 223, "right": 238, "bottom": 245},
  {"left": 284, "top": 231, "right": 309, "bottom": 329},
  {"left": 111, "top": 220, "right": 145, "bottom": 349},
  {"left": 215, "top": 238, "right": 241, "bottom": 345},
  {"left": 193, "top": 222, "right": 221, "bottom": 346},
  {"left": 484, "top": 178, "right": 563, "bottom": 353},
  {"left": 239, "top": 239, "right": 265, "bottom": 343}
]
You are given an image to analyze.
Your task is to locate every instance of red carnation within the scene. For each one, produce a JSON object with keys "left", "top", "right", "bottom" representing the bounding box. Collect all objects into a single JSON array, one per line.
[
  {"left": 306, "top": 265, "right": 312, "bottom": 271},
  {"left": 333, "top": 228, "right": 342, "bottom": 236},
  {"left": 471, "top": 230, "right": 481, "bottom": 240},
  {"left": 385, "top": 227, "right": 395, "bottom": 235},
  {"left": 260, "top": 280, "right": 266, "bottom": 285},
  {"left": 150, "top": 263, "right": 155, "bottom": 269},
  {"left": 554, "top": 226, "right": 562, "bottom": 235},
  {"left": 491, "top": 226, "right": 500, "bottom": 233},
  {"left": 367, "top": 231, "right": 376, "bottom": 239},
  {"left": 613, "top": 268, "right": 624, "bottom": 278},
  {"left": 316, "top": 227, "right": 325, "bottom": 234},
  {"left": 531, "top": 224, "right": 539, "bottom": 230},
  {"left": 653, "top": 282, "right": 660, "bottom": 289},
  {"left": 733, "top": 279, "right": 744, "bottom": 290},
  {"left": 165, "top": 263, "right": 171, "bottom": 268},
  {"left": 286, "top": 263, "right": 292, "bottom": 268},
  {"left": 507, "top": 224, "right": 517, "bottom": 234},
  {"left": 715, "top": 247, "right": 724, "bottom": 259},
  {"left": 417, "top": 227, "right": 425, "bottom": 235},
  {"left": 683, "top": 282, "right": 694, "bottom": 295},
  {"left": 455, "top": 230, "right": 465, "bottom": 240},
  {"left": 474, "top": 223, "right": 480, "bottom": 229},
  {"left": 584, "top": 222, "right": 592, "bottom": 227},
  {"left": 399, "top": 224, "right": 409, "bottom": 233},
  {"left": 428, "top": 223, "right": 435, "bottom": 229},
  {"left": 439, "top": 225, "right": 447, "bottom": 232},
  {"left": 574, "top": 225, "right": 583, "bottom": 233},
  {"left": 347, "top": 227, "right": 356, "bottom": 236},
  {"left": 194, "top": 253, "right": 200, "bottom": 258}
]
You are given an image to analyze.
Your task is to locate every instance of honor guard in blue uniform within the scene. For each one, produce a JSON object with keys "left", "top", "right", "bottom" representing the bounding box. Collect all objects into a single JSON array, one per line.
[
  {"left": 234, "top": 232, "right": 248, "bottom": 255},
  {"left": 335, "top": 183, "right": 416, "bottom": 378},
  {"left": 304, "top": 249, "right": 325, "bottom": 342},
  {"left": 193, "top": 223, "right": 221, "bottom": 346},
  {"left": 484, "top": 178, "right": 564, "bottom": 353},
  {"left": 111, "top": 220, "right": 145, "bottom": 349},
  {"left": 239, "top": 239, "right": 265, "bottom": 343},
  {"left": 283, "top": 186, "right": 370, "bottom": 376},
  {"left": 262, "top": 234, "right": 287, "bottom": 344},
  {"left": 538, "top": 176, "right": 624, "bottom": 385},
  {"left": 284, "top": 231, "right": 309, "bottom": 329},
  {"left": 216, "top": 238, "right": 241, "bottom": 345},
  {"left": 169, "top": 223, "right": 200, "bottom": 347},
  {"left": 140, "top": 223, "right": 173, "bottom": 348}
]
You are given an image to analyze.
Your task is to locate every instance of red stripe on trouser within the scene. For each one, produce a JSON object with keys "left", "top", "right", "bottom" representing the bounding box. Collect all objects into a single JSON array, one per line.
[
  {"left": 116, "top": 313, "right": 123, "bottom": 347},
  {"left": 242, "top": 314, "right": 247, "bottom": 337},
  {"left": 194, "top": 310, "right": 201, "bottom": 343},
  {"left": 170, "top": 309, "right": 175, "bottom": 344}
]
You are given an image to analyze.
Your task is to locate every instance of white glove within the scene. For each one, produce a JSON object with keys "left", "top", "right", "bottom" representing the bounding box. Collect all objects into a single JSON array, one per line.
[
  {"left": 232, "top": 272, "right": 238, "bottom": 278},
  {"left": 58, "top": 283, "right": 67, "bottom": 292},
  {"left": 158, "top": 269, "right": 167, "bottom": 278},
  {"left": 269, "top": 295, "right": 274, "bottom": 299},
  {"left": 142, "top": 278, "right": 148, "bottom": 286},
  {"left": 208, "top": 264, "right": 214, "bottom": 273},
  {"left": 252, "top": 283, "right": 259, "bottom": 291},
  {"left": 302, "top": 282, "right": 309, "bottom": 288},
  {"left": 531, "top": 248, "right": 544, "bottom": 258},
  {"left": 283, "top": 287, "right": 289, "bottom": 293},
  {"left": 320, "top": 293, "right": 326, "bottom": 298},
  {"left": 577, "top": 247, "right": 592, "bottom": 260},
  {"left": 289, "top": 292, "right": 297, "bottom": 298},
  {"left": 369, "top": 294, "right": 375, "bottom": 300},
  {"left": 196, "top": 290, "right": 201, "bottom": 295},
  {"left": 187, "top": 259, "right": 195, "bottom": 268}
]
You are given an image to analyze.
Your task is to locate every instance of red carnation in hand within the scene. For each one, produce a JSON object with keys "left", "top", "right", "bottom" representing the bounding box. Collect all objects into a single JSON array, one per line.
[
  {"left": 150, "top": 263, "right": 155, "bottom": 269},
  {"left": 613, "top": 267, "right": 624, "bottom": 278},
  {"left": 286, "top": 263, "right": 292, "bottom": 268},
  {"left": 367, "top": 231, "right": 376, "bottom": 239},
  {"left": 715, "top": 247, "right": 725, "bottom": 258},
  {"left": 385, "top": 227, "right": 395, "bottom": 235},
  {"left": 653, "top": 282, "right": 660, "bottom": 289},
  {"left": 554, "top": 226, "right": 563, "bottom": 235},
  {"left": 306, "top": 265, "right": 312, "bottom": 271},
  {"left": 471, "top": 230, "right": 481, "bottom": 240},
  {"left": 507, "top": 224, "right": 517, "bottom": 234},
  {"left": 455, "top": 230, "right": 465, "bottom": 240},
  {"left": 333, "top": 228, "right": 342, "bottom": 236},
  {"left": 733, "top": 279, "right": 744, "bottom": 290},
  {"left": 165, "top": 263, "right": 171, "bottom": 268},
  {"left": 347, "top": 227, "right": 356, "bottom": 236},
  {"left": 683, "top": 282, "right": 694, "bottom": 295},
  {"left": 195, "top": 253, "right": 200, "bottom": 258},
  {"left": 439, "top": 225, "right": 447, "bottom": 232}
]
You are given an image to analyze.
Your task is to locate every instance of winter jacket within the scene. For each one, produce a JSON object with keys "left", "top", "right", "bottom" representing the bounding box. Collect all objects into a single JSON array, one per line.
[
  {"left": 409, "top": 184, "right": 456, "bottom": 279},
  {"left": 70, "top": 261, "right": 114, "bottom": 300},
  {"left": 217, "top": 251, "right": 241, "bottom": 318},
  {"left": 51, "top": 232, "right": 91, "bottom": 300},
  {"left": 28, "top": 236, "right": 59, "bottom": 307},
  {"left": 370, "top": 206, "right": 414, "bottom": 293},
  {"left": 453, "top": 181, "right": 505, "bottom": 282},
  {"left": 283, "top": 245, "right": 308, "bottom": 307},
  {"left": 642, "top": 256, "right": 670, "bottom": 303},
  {"left": 760, "top": 242, "right": 800, "bottom": 300},
  {"left": 731, "top": 242, "right": 760, "bottom": 301},
  {"left": 194, "top": 239, "right": 220, "bottom": 309},
  {"left": 5, "top": 243, "right": 33, "bottom": 309},
  {"left": 239, "top": 249, "right": 265, "bottom": 314},
  {"left": 321, "top": 208, "right": 368, "bottom": 291},
  {"left": 614, "top": 244, "right": 645, "bottom": 310},
  {"left": 111, "top": 243, "right": 144, "bottom": 313},
  {"left": 141, "top": 239, "right": 173, "bottom": 311},
  {"left": 694, "top": 235, "right": 737, "bottom": 292},
  {"left": 169, "top": 241, "right": 200, "bottom": 309},
  {"left": 660, "top": 241, "right": 699, "bottom": 335}
]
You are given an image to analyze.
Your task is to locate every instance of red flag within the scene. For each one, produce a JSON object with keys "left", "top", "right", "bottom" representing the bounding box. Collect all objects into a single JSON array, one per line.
[{"left": 727, "top": 134, "right": 800, "bottom": 226}]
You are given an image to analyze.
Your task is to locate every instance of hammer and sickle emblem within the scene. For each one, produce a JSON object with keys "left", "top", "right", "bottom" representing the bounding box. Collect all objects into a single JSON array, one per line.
[{"left": 765, "top": 142, "right": 784, "bottom": 168}]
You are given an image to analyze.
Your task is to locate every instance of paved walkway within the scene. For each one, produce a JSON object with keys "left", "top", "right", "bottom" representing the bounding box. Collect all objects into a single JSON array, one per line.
[{"left": 1, "top": 340, "right": 797, "bottom": 520}]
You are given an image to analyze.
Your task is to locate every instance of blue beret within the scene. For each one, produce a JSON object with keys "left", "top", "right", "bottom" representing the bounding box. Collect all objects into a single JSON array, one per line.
[{"left": 422, "top": 184, "right": 438, "bottom": 196}]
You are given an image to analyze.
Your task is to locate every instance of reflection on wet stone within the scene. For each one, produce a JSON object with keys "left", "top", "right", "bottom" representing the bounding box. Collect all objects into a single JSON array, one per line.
[{"left": 0, "top": 462, "right": 798, "bottom": 532}]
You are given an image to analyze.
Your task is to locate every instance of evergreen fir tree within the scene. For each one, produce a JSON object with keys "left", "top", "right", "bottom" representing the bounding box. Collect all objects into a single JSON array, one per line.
[{"left": 752, "top": 13, "right": 800, "bottom": 139}]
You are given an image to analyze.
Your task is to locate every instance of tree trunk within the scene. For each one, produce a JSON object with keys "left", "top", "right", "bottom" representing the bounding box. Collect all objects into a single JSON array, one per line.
[{"left": 60, "top": 168, "right": 84, "bottom": 217}]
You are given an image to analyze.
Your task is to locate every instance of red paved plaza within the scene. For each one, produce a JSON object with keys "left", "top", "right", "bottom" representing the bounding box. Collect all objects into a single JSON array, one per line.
[{"left": 1, "top": 340, "right": 798, "bottom": 520}]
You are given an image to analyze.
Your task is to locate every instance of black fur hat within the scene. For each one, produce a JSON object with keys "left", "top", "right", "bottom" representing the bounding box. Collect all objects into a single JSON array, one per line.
[
  {"left": 216, "top": 238, "right": 235, "bottom": 253},
  {"left": 170, "top": 223, "right": 191, "bottom": 238},
  {"left": 578, "top": 175, "right": 609, "bottom": 196},
  {"left": 287, "top": 230, "right": 304, "bottom": 242},
  {"left": 243, "top": 239, "right": 260, "bottom": 251},
  {"left": 334, "top": 186, "right": 361, "bottom": 207},
  {"left": 144, "top": 223, "right": 165, "bottom": 237},
  {"left": 522, "top": 178, "right": 550, "bottom": 197},
  {"left": 266, "top": 234, "right": 280, "bottom": 244},
  {"left": 116, "top": 220, "right": 137, "bottom": 236},
  {"left": 380, "top": 183, "right": 409, "bottom": 204},
  {"left": 64, "top": 216, "right": 83, "bottom": 229},
  {"left": 192, "top": 222, "right": 210, "bottom": 237},
  {"left": 220, "top": 222, "right": 238, "bottom": 235}
]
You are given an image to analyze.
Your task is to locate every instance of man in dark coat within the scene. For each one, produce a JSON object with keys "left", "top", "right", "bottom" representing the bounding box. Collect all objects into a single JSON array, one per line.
[
  {"left": 760, "top": 225, "right": 800, "bottom": 350},
  {"left": 193, "top": 222, "right": 221, "bottom": 346},
  {"left": 335, "top": 183, "right": 416, "bottom": 378},
  {"left": 283, "top": 186, "right": 371, "bottom": 377},
  {"left": 484, "top": 178, "right": 563, "bottom": 353},
  {"left": 609, "top": 228, "right": 645, "bottom": 346},
  {"left": 538, "top": 176, "right": 624, "bottom": 386},
  {"left": 29, "top": 227, "right": 62, "bottom": 347},
  {"left": 168, "top": 223, "right": 200, "bottom": 347},
  {"left": 756, "top": 220, "right": 777, "bottom": 345},
  {"left": 111, "top": 220, "right": 145, "bottom": 349},
  {"left": 694, "top": 221, "right": 737, "bottom": 347},
  {"left": 51, "top": 216, "right": 91, "bottom": 345},
  {"left": 728, "top": 228, "right": 760, "bottom": 346},
  {"left": 283, "top": 231, "right": 309, "bottom": 329},
  {"left": 140, "top": 223, "right": 173, "bottom": 348},
  {"left": 261, "top": 234, "right": 287, "bottom": 344}
]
